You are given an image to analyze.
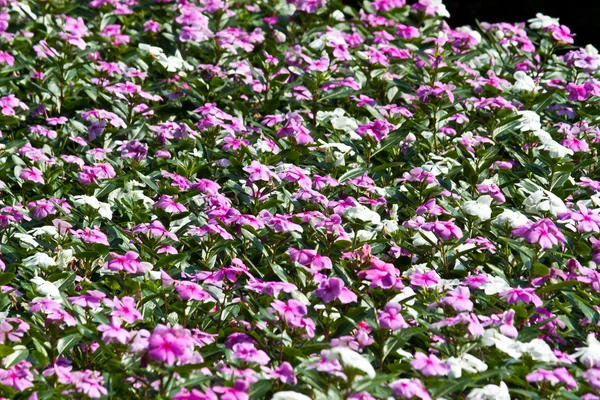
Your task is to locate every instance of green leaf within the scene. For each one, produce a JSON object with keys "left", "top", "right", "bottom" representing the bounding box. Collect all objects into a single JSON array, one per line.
[
  {"left": 0, "top": 273, "right": 15, "bottom": 286},
  {"left": 531, "top": 263, "right": 549, "bottom": 278},
  {"left": 339, "top": 167, "right": 367, "bottom": 183},
  {"left": 56, "top": 333, "right": 82, "bottom": 357},
  {"left": 3, "top": 346, "right": 28, "bottom": 368}
]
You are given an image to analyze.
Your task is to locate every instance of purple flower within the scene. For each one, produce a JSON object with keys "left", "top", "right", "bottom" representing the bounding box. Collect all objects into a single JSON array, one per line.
[
  {"left": 441, "top": 286, "right": 473, "bottom": 312},
  {"left": 421, "top": 219, "right": 463, "bottom": 241},
  {"left": 410, "top": 352, "right": 450, "bottom": 376},
  {"left": 499, "top": 288, "right": 543, "bottom": 307},
  {"left": 314, "top": 277, "right": 357, "bottom": 304},
  {"left": 243, "top": 160, "right": 273, "bottom": 182},
  {"left": 512, "top": 218, "right": 565, "bottom": 249},
  {"left": 390, "top": 378, "right": 432, "bottom": 400},
  {"left": 19, "top": 167, "right": 45, "bottom": 184},
  {"left": 148, "top": 325, "right": 194, "bottom": 366},
  {"left": 378, "top": 302, "right": 409, "bottom": 330},
  {"left": 231, "top": 342, "right": 270, "bottom": 365}
]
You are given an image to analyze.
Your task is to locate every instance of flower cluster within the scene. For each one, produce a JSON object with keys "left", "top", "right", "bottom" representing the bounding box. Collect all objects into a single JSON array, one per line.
[{"left": 0, "top": 0, "right": 600, "bottom": 399}]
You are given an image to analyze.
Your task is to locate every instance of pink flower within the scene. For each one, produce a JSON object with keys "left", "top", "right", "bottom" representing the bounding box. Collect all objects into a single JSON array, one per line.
[
  {"left": 97, "top": 318, "right": 131, "bottom": 344},
  {"left": 231, "top": 342, "right": 270, "bottom": 365},
  {"left": 148, "top": 325, "right": 193, "bottom": 366},
  {"left": 0, "top": 51, "right": 14, "bottom": 66},
  {"left": 569, "top": 203, "right": 600, "bottom": 233},
  {"left": 243, "top": 160, "right": 273, "bottom": 182},
  {"left": 175, "top": 281, "right": 212, "bottom": 301},
  {"left": 390, "top": 378, "right": 432, "bottom": 400},
  {"left": 270, "top": 299, "right": 307, "bottom": 322},
  {"left": 512, "top": 218, "right": 565, "bottom": 249},
  {"left": 213, "top": 380, "right": 249, "bottom": 400},
  {"left": 264, "top": 362, "right": 297, "bottom": 385},
  {"left": 410, "top": 352, "right": 450, "bottom": 376},
  {"left": 105, "top": 251, "right": 148, "bottom": 275},
  {"left": 0, "top": 361, "right": 35, "bottom": 391},
  {"left": 105, "top": 296, "right": 143, "bottom": 324},
  {"left": 72, "top": 370, "right": 107, "bottom": 398},
  {"left": 441, "top": 286, "right": 473, "bottom": 312},
  {"left": 378, "top": 302, "right": 409, "bottom": 330},
  {"left": 153, "top": 195, "right": 187, "bottom": 213},
  {"left": 421, "top": 219, "right": 463, "bottom": 241},
  {"left": 314, "top": 277, "right": 357, "bottom": 304},
  {"left": 410, "top": 270, "right": 440, "bottom": 288},
  {"left": 20, "top": 167, "right": 45, "bottom": 184},
  {"left": 566, "top": 82, "right": 591, "bottom": 101},
  {"left": 70, "top": 227, "right": 110, "bottom": 246},
  {"left": 499, "top": 288, "right": 543, "bottom": 307},
  {"left": 545, "top": 24, "right": 575, "bottom": 44}
]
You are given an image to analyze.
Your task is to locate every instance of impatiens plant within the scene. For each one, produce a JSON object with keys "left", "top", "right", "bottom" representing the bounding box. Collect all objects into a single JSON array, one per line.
[{"left": 2, "top": 0, "right": 600, "bottom": 398}]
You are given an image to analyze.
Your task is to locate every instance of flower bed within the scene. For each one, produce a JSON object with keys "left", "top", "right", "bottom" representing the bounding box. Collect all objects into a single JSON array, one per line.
[{"left": 0, "top": 0, "right": 598, "bottom": 398}]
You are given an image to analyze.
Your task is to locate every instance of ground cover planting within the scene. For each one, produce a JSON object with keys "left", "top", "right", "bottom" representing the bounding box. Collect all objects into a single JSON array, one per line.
[{"left": 0, "top": 0, "right": 599, "bottom": 398}]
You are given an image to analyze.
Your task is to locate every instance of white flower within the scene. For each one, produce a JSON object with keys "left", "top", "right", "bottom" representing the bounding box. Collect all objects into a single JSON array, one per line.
[
  {"left": 157, "top": 51, "right": 193, "bottom": 73},
  {"left": 344, "top": 205, "right": 381, "bottom": 225},
  {"left": 447, "top": 353, "right": 488, "bottom": 378},
  {"left": 71, "top": 194, "right": 100, "bottom": 208},
  {"left": 57, "top": 249, "right": 75, "bottom": 270},
  {"left": 31, "top": 278, "right": 61, "bottom": 299},
  {"left": 375, "top": 219, "right": 399, "bottom": 234},
  {"left": 23, "top": 253, "right": 57, "bottom": 268},
  {"left": 466, "top": 381, "right": 510, "bottom": 400},
  {"left": 331, "top": 116, "right": 359, "bottom": 134},
  {"left": 463, "top": 195, "right": 493, "bottom": 220},
  {"left": 331, "top": 10, "right": 345, "bottom": 21},
  {"left": 520, "top": 338, "right": 558, "bottom": 362},
  {"left": 482, "top": 330, "right": 523, "bottom": 359},
  {"left": 539, "top": 139, "right": 574, "bottom": 159},
  {"left": 139, "top": 43, "right": 164, "bottom": 56},
  {"left": 493, "top": 209, "right": 530, "bottom": 228},
  {"left": 30, "top": 226, "right": 59, "bottom": 237},
  {"left": 14, "top": 233, "right": 40, "bottom": 249},
  {"left": 272, "top": 392, "right": 312, "bottom": 400},
  {"left": 481, "top": 276, "right": 511, "bottom": 295},
  {"left": 355, "top": 229, "right": 376, "bottom": 242},
  {"left": 72, "top": 195, "right": 113, "bottom": 219},
  {"left": 523, "top": 190, "right": 568, "bottom": 217},
  {"left": 308, "top": 38, "right": 324, "bottom": 50},
  {"left": 429, "top": 0, "right": 450, "bottom": 18},
  {"left": 573, "top": 334, "right": 600, "bottom": 367},
  {"left": 272, "top": 30, "right": 287, "bottom": 44},
  {"left": 527, "top": 13, "right": 559, "bottom": 30},
  {"left": 512, "top": 71, "right": 536, "bottom": 92},
  {"left": 326, "top": 347, "right": 376, "bottom": 379},
  {"left": 412, "top": 230, "right": 438, "bottom": 247},
  {"left": 517, "top": 110, "right": 541, "bottom": 132}
]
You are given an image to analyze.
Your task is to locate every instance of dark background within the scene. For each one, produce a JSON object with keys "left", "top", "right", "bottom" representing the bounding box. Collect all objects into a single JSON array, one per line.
[{"left": 343, "top": 0, "right": 600, "bottom": 48}]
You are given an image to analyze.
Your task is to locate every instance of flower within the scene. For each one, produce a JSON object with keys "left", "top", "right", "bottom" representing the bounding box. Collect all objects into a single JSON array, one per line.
[
  {"left": 148, "top": 325, "right": 194, "bottom": 366},
  {"left": 512, "top": 71, "right": 536, "bottom": 92},
  {"left": 410, "top": 352, "right": 450, "bottom": 376},
  {"left": 314, "top": 277, "right": 357, "bottom": 304},
  {"left": 378, "top": 302, "right": 409, "bottom": 330},
  {"left": 446, "top": 353, "right": 487, "bottom": 378},
  {"left": 19, "top": 167, "right": 45, "bottom": 184},
  {"left": 573, "top": 334, "right": 600, "bottom": 368},
  {"left": 441, "top": 286, "right": 473, "bottom": 312},
  {"left": 466, "top": 381, "right": 510, "bottom": 400},
  {"left": 462, "top": 196, "right": 493, "bottom": 220},
  {"left": 512, "top": 218, "right": 565, "bottom": 249},
  {"left": 390, "top": 378, "right": 432, "bottom": 400},
  {"left": 326, "top": 347, "right": 376, "bottom": 379},
  {"left": 272, "top": 392, "right": 311, "bottom": 400}
]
